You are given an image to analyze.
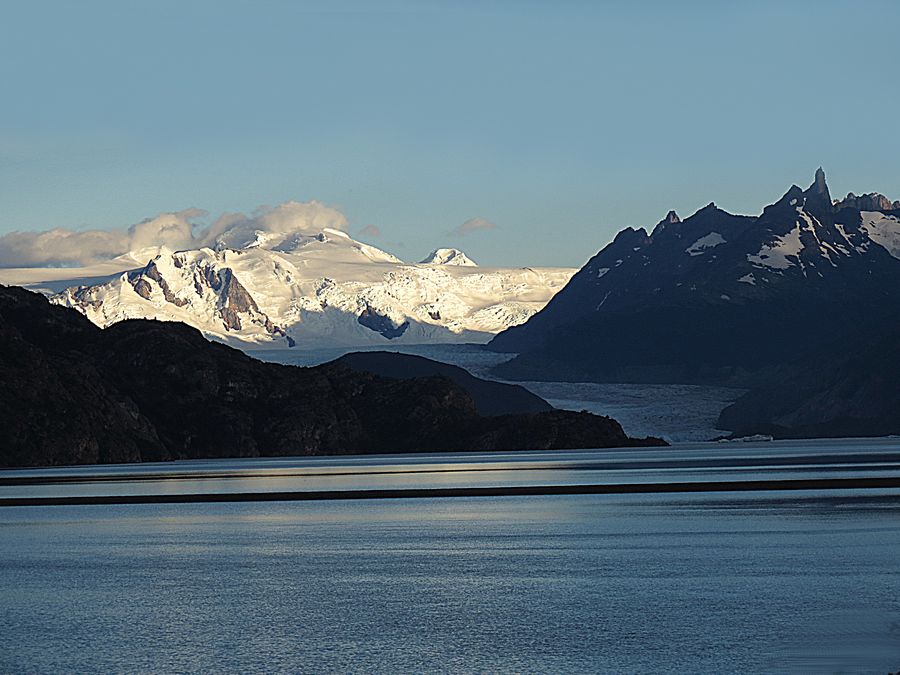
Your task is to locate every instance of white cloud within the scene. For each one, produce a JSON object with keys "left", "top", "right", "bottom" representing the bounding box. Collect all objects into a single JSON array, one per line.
[
  {"left": 0, "top": 228, "right": 129, "bottom": 267},
  {"left": 0, "top": 200, "right": 349, "bottom": 268},
  {"left": 129, "top": 208, "right": 205, "bottom": 253},
  {"left": 449, "top": 217, "right": 497, "bottom": 237},
  {"left": 200, "top": 200, "right": 348, "bottom": 250}
]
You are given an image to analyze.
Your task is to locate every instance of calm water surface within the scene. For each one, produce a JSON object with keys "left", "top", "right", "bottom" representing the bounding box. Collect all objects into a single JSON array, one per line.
[{"left": 1, "top": 441, "right": 899, "bottom": 673}]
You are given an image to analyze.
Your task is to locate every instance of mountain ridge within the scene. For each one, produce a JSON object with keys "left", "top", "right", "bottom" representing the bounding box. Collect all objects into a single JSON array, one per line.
[
  {"left": 35, "top": 230, "right": 573, "bottom": 349},
  {"left": 489, "top": 169, "right": 900, "bottom": 387}
]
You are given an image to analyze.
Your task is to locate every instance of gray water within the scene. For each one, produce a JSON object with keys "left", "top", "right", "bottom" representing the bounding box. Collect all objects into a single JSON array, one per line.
[
  {"left": 2, "top": 441, "right": 900, "bottom": 673},
  {"left": 1, "top": 494, "right": 899, "bottom": 672}
]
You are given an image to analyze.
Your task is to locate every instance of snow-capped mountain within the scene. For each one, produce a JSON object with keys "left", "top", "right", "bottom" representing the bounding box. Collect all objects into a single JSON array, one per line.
[
  {"left": 491, "top": 169, "right": 900, "bottom": 385},
  {"left": 419, "top": 248, "right": 478, "bottom": 266},
  {"left": 47, "top": 228, "right": 573, "bottom": 348}
]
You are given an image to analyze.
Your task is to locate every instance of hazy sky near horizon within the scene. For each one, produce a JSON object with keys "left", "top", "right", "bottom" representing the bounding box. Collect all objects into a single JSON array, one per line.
[{"left": 2, "top": 0, "right": 899, "bottom": 267}]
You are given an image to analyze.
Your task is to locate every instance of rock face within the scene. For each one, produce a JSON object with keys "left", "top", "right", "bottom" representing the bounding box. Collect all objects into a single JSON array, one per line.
[
  {"left": 356, "top": 306, "right": 409, "bottom": 339},
  {"left": 0, "top": 285, "right": 663, "bottom": 467},
  {"left": 835, "top": 192, "right": 900, "bottom": 212},
  {"left": 489, "top": 169, "right": 900, "bottom": 387},
  {"left": 717, "top": 321, "right": 900, "bottom": 439}
]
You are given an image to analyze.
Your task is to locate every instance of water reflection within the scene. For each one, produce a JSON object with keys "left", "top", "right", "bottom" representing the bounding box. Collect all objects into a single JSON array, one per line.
[
  {"left": 3, "top": 438, "right": 900, "bottom": 501},
  {"left": 1, "top": 492, "right": 899, "bottom": 672}
]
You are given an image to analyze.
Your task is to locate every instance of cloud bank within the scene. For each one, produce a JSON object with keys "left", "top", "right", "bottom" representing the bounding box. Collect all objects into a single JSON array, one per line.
[
  {"left": 201, "top": 200, "right": 348, "bottom": 250},
  {"left": 449, "top": 217, "right": 497, "bottom": 237},
  {"left": 0, "top": 200, "right": 349, "bottom": 268}
]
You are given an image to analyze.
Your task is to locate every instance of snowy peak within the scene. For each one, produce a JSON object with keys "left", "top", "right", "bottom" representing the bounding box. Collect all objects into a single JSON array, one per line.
[
  {"left": 50, "top": 236, "right": 573, "bottom": 349},
  {"left": 224, "top": 227, "right": 404, "bottom": 265},
  {"left": 419, "top": 248, "right": 478, "bottom": 266}
]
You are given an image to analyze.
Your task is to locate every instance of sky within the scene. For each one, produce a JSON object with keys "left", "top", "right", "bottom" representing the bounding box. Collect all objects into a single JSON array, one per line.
[{"left": 2, "top": 0, "right": 899, "bottom": 268}]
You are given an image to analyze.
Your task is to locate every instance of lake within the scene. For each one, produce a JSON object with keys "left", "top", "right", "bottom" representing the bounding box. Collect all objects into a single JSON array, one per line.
[{"left": 1, "top": 439, "right": 899, "bottom": 672}]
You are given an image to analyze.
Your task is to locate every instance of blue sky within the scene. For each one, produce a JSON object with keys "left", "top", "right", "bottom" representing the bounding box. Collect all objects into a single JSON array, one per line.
[{"left": 2, "top": 0, "right": 899, "bottom": 267}]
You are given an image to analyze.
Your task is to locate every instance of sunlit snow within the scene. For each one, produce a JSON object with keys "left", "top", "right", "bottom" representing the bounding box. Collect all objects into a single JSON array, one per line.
[{"left": 37, "top": 230, "right": 574, "bottom": 348}]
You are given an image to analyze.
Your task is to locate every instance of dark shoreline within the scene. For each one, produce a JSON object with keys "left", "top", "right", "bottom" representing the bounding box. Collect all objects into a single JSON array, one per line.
[{"left": 4, "top": 476, "right": 900, "bottom": 507}]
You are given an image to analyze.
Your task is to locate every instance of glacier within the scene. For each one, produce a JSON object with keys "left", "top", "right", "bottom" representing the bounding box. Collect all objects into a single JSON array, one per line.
[{"left": 1, "top": 227, "right": 574, "bottom": 349}]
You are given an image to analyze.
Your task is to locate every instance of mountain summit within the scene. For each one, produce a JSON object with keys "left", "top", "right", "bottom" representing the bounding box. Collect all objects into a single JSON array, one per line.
[
  {"left": 46, "top": 231, "right": 571, "bottom": 348},
  {"left": 419, "top": 248, "right": 478, "bottom": 266},
  {"left": 489, "top": 169, "right": 900, "bottom": 385},
  {"left": 811, "top": 166, "right": 831, "bottom": 201}
]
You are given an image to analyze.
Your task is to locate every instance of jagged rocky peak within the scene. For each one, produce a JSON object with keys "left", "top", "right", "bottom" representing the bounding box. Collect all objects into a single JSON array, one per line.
[
  {"left": 419, "top": 248, "right": 478, "bottom": 266},
  {"left": 651, "top": 210, "right": 681, "bottom": 236},
  {"left": 803, "top": 167, "right": 832, "bottom": 209},
  {"left": 835, "top": 192, "right": 900, "bottom": 212},
  {"left": 811, "top": 167, "right": 829, "bottom": 196},
  {"left": 663, "top": 209, "right": 681, "bottom": 224},
  {"left": 772, "top": 183, "right": 803, "bottom": 204},
  {"left": 612, "top": 226, "right": 651, "bottom": 247}
]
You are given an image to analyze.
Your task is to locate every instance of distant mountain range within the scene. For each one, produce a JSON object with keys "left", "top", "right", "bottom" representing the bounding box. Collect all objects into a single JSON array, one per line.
[
  {"left": 486, "top": 169, "right": 900, "bottom": 438},
  {"left": 5, "top": 169, "right": 898, "bottom": 442},
  {"left": 0, "top": 230, "right": 572, "bottom": 349},
  {"left": 0, "top": 285, "right": 662, "bottom": 467},
  {"left": 490, "top": 169, "right": 900, "bottom": 389}
]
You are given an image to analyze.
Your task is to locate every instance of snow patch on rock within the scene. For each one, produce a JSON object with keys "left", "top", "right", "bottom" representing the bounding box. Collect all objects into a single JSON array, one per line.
[
  {"left": 686, "top": 232, "right": 726, "bottom": 256},
  {"left": 748, "top": 225, "right": 803, "bottom": 270},
  {"left": 860, "top": 211, "right": 900, "bottom": 260}
]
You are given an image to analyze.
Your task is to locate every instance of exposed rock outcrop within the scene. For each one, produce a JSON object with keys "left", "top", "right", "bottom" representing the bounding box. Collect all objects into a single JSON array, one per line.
[
  {"left": 835, "top": 192, "right": 900, "bottom": 212},
  {"left": 357, "top": 305, "right": 409, "bottom": 339},
  {"left": 144, "top": 260, "right": 188, "bottom": 307}
]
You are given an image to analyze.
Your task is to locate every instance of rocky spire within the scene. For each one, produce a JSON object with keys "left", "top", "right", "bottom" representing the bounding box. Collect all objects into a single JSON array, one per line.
[
  {"left": 797, "top": 167, "right": 834, "bottom": 215},
  {"left": 807, "top": 167, "right": 832, "bottom": 202},
  {"left": 663, "top": 210, "right": 680, "bottom": 224},
  {"left": 651, "top": 210, "right": 681, "bottom": 237}
]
